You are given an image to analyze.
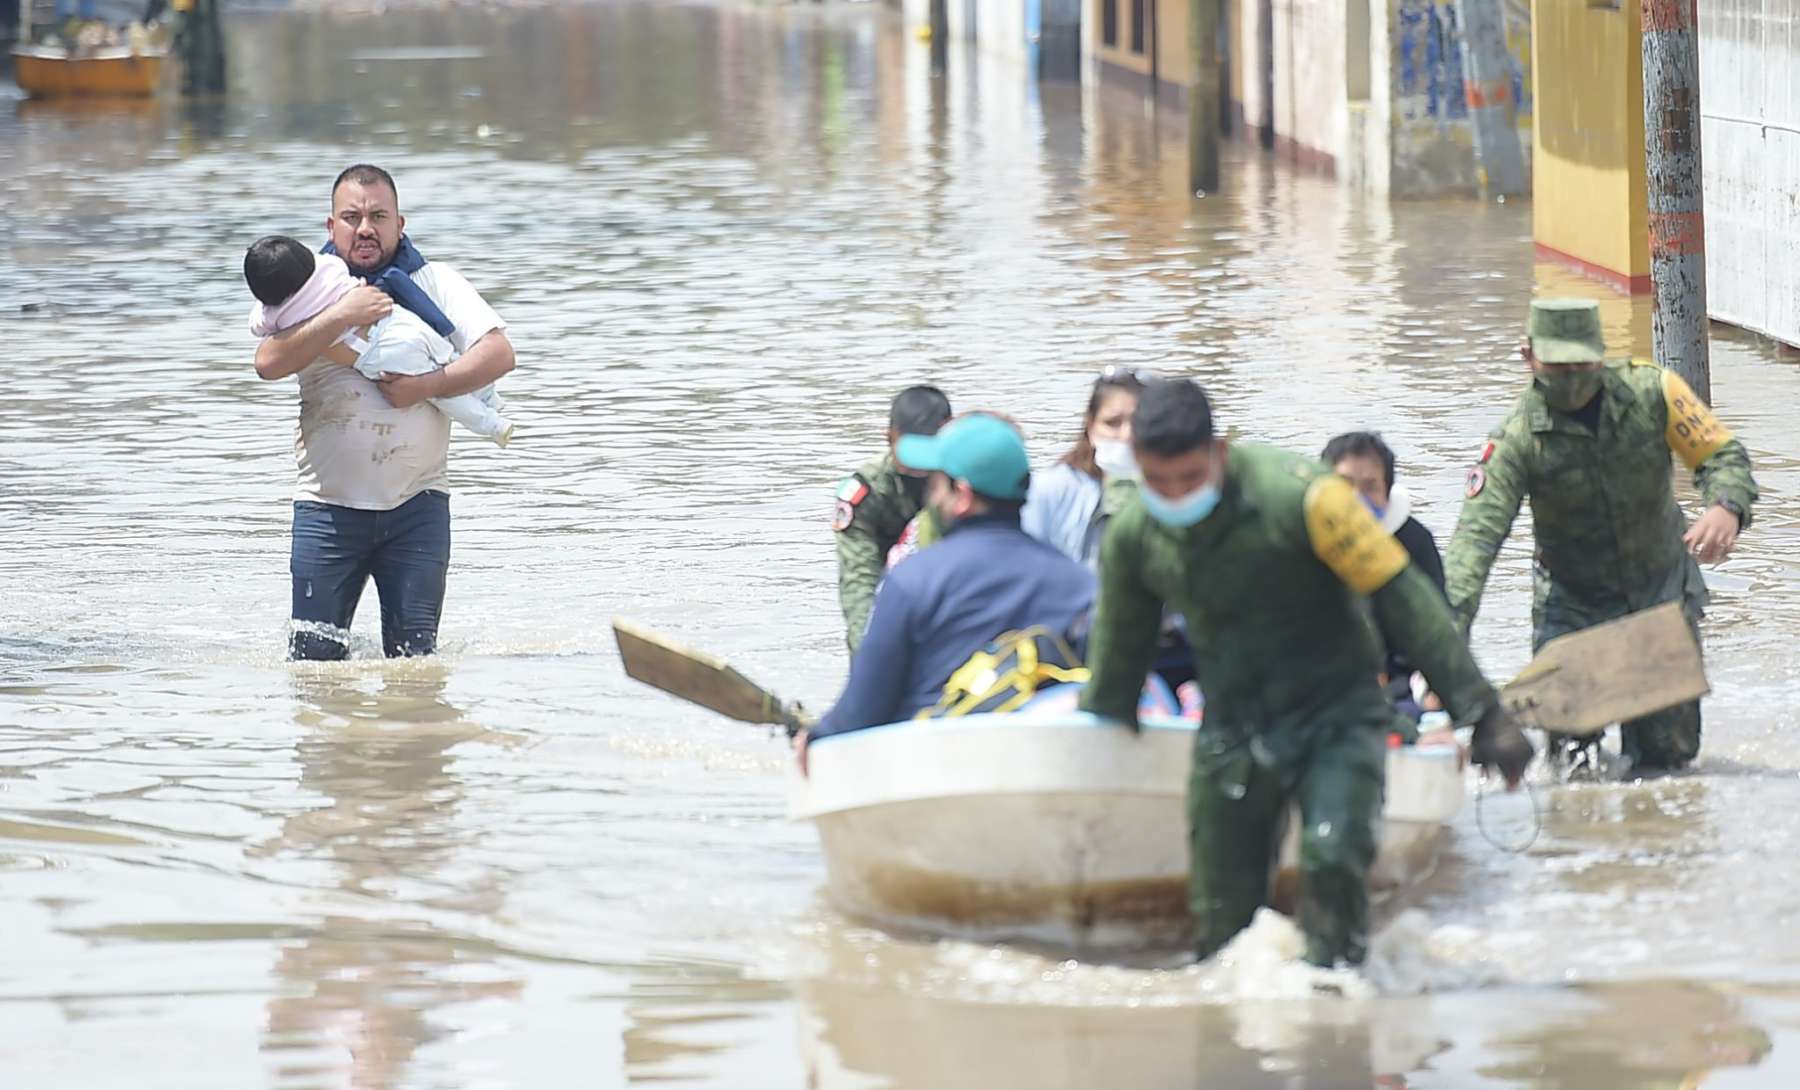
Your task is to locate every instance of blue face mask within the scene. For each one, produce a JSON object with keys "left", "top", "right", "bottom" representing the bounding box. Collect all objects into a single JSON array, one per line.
[
  {"left": 1359, "top": 493, "right": 1387, "bottom": 521},
  {"left": 1141, "top": 479, "right": 1222, "bottom": 528}
]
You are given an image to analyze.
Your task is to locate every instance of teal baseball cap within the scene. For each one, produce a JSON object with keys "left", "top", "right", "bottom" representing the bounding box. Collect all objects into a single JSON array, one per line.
[{"left": 895, "top": 413, "right": 1030, "bottom": 501}]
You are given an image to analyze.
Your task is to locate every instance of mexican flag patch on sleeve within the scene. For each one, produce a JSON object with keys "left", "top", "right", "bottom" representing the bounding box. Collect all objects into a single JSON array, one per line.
[
  {"left": 837, "top": 477, "right": 870, "bottom": 504},
  {"left": 832, "top": 476, "right": 871, "bottom": 532}
]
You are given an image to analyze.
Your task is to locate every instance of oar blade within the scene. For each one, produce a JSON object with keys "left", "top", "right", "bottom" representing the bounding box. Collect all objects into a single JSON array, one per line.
[
  {"left": 1500, "top": 601, "right": 1709, "bottom": 736},
  {"left": 613, "top": 619, "right": 798, "bottom": 730}
]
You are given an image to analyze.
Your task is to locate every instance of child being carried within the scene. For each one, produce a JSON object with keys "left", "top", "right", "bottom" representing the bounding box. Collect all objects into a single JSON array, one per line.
[{"left": 244, "top": 235, "right": 513, "bottom": 446}]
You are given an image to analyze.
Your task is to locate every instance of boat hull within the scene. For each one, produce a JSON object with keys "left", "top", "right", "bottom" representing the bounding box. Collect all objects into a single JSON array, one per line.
[
  {"left": 12, "top": 48, "right": 165, "bottom": 98},
  {"left": 792, "top": 714, "right": 1463, "bottom": 950}
]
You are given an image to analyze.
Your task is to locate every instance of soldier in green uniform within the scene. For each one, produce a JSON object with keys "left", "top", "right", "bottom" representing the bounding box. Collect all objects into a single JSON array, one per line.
[
  {"left": 835, "top": 386, "right": 953, "bottom": 651},
  {"left": 1444, "top": 299, "right": 1758, "bottom": 773},
  {"left": 1079, "top": 379, "right": 1532, "bottom": 968}
]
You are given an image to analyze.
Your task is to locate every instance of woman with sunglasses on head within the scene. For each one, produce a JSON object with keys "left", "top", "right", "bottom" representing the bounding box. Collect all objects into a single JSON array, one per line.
[
  {"left": 1021, "top": 367, "right": 1148, "bottom": 569},
  {"left": 1018, "top": 367, "right": 1197, "bottom": 718}
]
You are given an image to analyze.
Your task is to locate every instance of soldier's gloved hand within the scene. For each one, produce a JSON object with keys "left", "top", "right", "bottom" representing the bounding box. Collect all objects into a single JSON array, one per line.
[{"left": 1470, "top": 704, "right": 1534, "bottom": 789}]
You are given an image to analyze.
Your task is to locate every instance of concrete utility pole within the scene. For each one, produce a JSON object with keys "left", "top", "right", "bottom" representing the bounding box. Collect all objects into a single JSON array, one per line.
[
  {"left": 929, "top": 0, "right": 948, "bottom": 77},
  {"left": 1187, "top": 0, "right": 1219, "bottom": 194},
  {"left": 1641, "top": 0, "right": 1711, "bottom": 402},
  {"left": 1452, "top": 0, "right": 1527, "bottom": 197}
]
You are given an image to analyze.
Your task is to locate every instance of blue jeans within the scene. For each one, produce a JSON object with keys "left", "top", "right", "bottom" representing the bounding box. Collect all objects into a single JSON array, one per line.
[{"left": 289, "top": 491, "right": 451, "bottom": 660}]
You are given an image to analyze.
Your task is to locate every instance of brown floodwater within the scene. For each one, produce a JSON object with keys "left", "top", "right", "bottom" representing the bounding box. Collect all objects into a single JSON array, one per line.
[{"left": 4, "top": 2, "right": 1800, "bottom": 1086}]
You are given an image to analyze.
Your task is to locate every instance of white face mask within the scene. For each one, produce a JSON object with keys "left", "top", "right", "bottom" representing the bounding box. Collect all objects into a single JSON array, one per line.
[
  {"left": 1093, "top": 438, "right": 1140, "bottom": 480},
  {"left": 1375, "top": 484, "right": 1411, "bottom": 535}
]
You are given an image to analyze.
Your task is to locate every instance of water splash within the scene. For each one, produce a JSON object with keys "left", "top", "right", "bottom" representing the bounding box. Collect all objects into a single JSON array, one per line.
[
  {"left": 762, "top": 906, "right": 1505, "bottom": 1009},
  {"left": 285, "top": 618, "right": 354, "bottom": 655}
]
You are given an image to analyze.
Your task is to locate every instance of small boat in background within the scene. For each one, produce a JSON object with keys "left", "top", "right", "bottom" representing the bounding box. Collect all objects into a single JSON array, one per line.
[
  {"left": 11, "top": 44, "right": 165, "bottom": 97},
  {"left": 9, "top": 0, "right": 170, "bottom": 100}
]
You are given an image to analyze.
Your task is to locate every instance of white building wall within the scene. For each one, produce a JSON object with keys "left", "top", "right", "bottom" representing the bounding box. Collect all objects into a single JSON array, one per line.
[
  {"left": 1232, "top": 0, "right": 1268, "bottom": 136},
  {"left": 947, "top": 0, "right": 971, "bottom": 40},
  {"left": 1272, "top": 0, "right": 1350, "bottom": 172},
  {"left": 969, "top": 0, "right": 1029, "bottom": 65},
  {"left": 1700, "top": 0, "right": 1800, "bottom": 347}
]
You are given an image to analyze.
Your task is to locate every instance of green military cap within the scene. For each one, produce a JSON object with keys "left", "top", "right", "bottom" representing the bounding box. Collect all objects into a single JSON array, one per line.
[{"left": 1528, "top": 298, "right": 1606, "bottom": 364}]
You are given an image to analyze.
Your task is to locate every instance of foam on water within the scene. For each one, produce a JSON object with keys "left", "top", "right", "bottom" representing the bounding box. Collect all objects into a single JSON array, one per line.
[{"left": 757, "top": 906, "right": 1506, "bottom": 1010}]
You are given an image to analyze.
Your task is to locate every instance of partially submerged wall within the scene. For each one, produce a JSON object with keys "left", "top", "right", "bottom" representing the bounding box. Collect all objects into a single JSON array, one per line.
[
  {"left": 1530, "top": 0, "right": 1648, "bottom": 288},
  {"left": 1387, "top": 0, "right": 1534, "bottom": 196},
  {"left": 1700, "top": 0, "right": 1800, "bottom": 346}
]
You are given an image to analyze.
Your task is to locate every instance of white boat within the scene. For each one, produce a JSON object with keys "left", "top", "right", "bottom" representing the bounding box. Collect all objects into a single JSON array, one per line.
[
  {"left": 790, "top": 712, "right": 1464, "bottom": 951},
  {"left": 617, "top": 610, "right": 1701, "bottom": 952}
]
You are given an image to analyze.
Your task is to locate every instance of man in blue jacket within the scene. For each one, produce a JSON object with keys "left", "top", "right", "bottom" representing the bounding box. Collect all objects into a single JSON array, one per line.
[{"left": 799, "top": 413, "right": 1096, "bottom": 765}]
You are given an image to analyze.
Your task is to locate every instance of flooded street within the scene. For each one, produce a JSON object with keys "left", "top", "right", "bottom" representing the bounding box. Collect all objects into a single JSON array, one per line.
[{"left": 6, "top": 1, "right": 1800, "bottom": 1085}]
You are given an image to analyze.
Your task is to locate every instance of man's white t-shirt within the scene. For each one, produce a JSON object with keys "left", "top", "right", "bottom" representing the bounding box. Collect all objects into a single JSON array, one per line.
[{"left": 294, "top": 261, "right": 505, "bottom": 510}]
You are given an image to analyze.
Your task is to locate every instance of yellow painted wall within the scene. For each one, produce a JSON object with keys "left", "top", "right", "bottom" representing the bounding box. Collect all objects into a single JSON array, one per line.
[
  {"left": 1157, "top": 0, "right": 1191, "bottom": 87},
  {"left": 1091, "top": 0, "right": 1148, "bottom": 77},
  {"left": 1531, "top": 0, "right": 1649, "bottom": 286},
  {"left": 1091, "top": 0, "right": 1192, "bottom": 87}
]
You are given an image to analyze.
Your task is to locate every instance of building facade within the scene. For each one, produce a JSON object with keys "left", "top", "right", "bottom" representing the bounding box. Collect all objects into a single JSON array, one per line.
[
  {"left": 1698, "top": 0, "right": 1800, "bottom": 348},
  {"left": 1082, "top": 0, "right": 1532, "bottom": 197}
]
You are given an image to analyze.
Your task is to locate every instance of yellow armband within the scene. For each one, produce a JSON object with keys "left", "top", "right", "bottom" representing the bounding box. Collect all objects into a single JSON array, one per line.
[
  {"left": 1303, "top": 475, "right": 1409, "bottom": 595},
  {"left": 1662, "top": 369, "right": 1733, "bottom": 470}
]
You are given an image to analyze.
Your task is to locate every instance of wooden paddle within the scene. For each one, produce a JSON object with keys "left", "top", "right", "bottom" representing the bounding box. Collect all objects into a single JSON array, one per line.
[
  {"left": 1497, "top": 600, "right": 1708, "bottom": 736},
  {"left": 614, "top": 600, "right": 1707, "bottom": 741},
  {"left": 613, "top": 619, "right": 810, "bottom": 736}
]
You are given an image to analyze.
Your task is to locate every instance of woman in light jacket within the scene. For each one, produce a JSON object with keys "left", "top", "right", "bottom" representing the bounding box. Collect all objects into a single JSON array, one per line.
[{"left": 1022, "top": 367, "right": 1147, "bottom": 569}]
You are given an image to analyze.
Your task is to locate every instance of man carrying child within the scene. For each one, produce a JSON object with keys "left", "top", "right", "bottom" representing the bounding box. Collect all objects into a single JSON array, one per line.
[{"left": 250, "top": 163, "right": 517, "bottom": 660}]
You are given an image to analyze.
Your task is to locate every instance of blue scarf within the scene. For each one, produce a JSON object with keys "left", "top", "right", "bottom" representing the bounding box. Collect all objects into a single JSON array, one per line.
[{"left": 321, "top": 235, "right": 455, "bottom": 338}]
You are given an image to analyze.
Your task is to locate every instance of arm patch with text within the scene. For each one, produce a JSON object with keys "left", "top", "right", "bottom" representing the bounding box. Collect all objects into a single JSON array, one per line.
[
  {"left": 1303, "top": 475, "right": 1410, "bottom": 595},
  {"left": 1661, "top": 369, "right": 1734, "bottom": 470}
]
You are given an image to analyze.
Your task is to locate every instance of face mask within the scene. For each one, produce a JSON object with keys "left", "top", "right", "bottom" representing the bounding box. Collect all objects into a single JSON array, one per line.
[
  {"left": 1364, "top": 484, "right": 1410, "bottom": 535},
  {"left": 1093, "top": 438, "right": 1139, "bottom": 480},
  {"left": 1141, "top": 479, "right": 1222, "bottom": 528},
  {"left": 899, "top": 472, "right": 928, "bottom": 506},
  {"left": 1535, "top": 369, "right": 1604, "bottom": 413}
]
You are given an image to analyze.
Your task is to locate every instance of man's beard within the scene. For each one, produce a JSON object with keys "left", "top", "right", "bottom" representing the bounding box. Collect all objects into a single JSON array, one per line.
[
  {"left": 929, "top": 501, "right": 958, "bottom": 535},
  {"left": 345, "top": 245, "right": 393, "bottom": 277}
]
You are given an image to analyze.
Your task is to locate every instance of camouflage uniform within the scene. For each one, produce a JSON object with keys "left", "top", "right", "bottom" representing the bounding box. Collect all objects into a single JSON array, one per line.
[
  {"left": 834, "top": 455, "right": 924, "bottom": 652},
  {"left": 1444, "top": 358, "right": 1757, "bottom": 770},
  {"left": 1080, "top": 444, "right": 1502, "bottom": 967},
  {"left": 1098, "top": 473, "right": 1139, "bottom": 526},
  {"left": 885, "top": 506, "right": 943, "bottom": 572}
]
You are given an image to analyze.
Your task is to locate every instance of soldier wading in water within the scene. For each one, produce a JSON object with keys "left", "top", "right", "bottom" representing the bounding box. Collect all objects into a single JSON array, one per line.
[
  {"left": 1079, "top": 378, "right": 1533, "bottom": 968},
  {"left": 1445, "top": 298, "right": 1759, "bottom": 776}
]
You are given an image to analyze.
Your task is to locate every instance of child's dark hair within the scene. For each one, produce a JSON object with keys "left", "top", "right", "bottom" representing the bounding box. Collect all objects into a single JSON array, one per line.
[
  {"left": 1320, "top": 431, "right": 1397, "bottom": 491},
  {"left": 244, "top": 235, "right": 317, "bottom": 306}
]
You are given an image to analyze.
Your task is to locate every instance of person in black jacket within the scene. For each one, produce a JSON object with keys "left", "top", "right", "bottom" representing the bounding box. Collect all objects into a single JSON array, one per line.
[{"left": 1322, "top": 432, "right": 1446, "bottom": 723}]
